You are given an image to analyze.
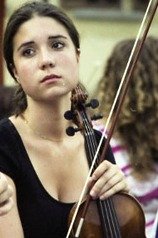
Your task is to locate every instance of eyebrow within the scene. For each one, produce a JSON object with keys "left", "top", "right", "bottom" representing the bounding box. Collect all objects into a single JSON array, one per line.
[
  {"left": 17, "top": 35, "right": 68, "bottom": 52},
  {"left": 48, "top": 35, "right": 67, "bottom": 40},
  {"left": 17, "top": 41, "right": 34, "bottom": 52}
]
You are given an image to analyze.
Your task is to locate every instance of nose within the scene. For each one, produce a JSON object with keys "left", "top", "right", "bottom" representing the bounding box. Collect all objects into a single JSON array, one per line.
[
  {"left": 39, "top": 50, "right": 55, "bottom": 70},
  {"left": 41, "top": 61, "right": 55, "bottom": 70}
]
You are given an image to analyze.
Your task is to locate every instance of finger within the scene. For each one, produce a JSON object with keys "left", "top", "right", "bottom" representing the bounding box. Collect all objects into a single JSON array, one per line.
[
  {"left": 0, "top": 198, "right": 14, "bottom": 216},
  {"left": 0, "top": 173, "right": 8, "bottom": 195},
  {"left": 0, "top": 185, "right": 13, "bottom": 204},
  {"left": 99, "top": 168, "right": 125, "bottom": 195},
  {"left": 91, "top": 161, "right": 111, "bottom": 181},
  {"left": 99, "top": 180, "right": 128, "bottom": 200},
  {"left": 90, "top": 167, "right": 118, "bottom": 198}
]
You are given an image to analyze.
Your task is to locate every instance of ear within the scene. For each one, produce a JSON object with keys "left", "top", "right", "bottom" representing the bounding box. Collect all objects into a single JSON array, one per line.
[
  {"left": 12, "top": 65, "right": 20, "bottom": 83},
  {"left": 76, "top": 48, "right": 80, "bottom": 62}
]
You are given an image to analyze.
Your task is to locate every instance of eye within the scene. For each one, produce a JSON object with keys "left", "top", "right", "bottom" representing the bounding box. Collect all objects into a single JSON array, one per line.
[
  {"left": 22, "top": 48, "right": 35, "bottom": 57},
  {"left": 51, "top": 41, "right": 65, "bottom": 50}
]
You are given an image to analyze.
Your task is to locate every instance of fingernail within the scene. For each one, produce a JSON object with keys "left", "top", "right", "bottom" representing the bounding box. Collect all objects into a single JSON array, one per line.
[
  {"left": 90, "top": 190, "right": 97, "bottom": 199},
  {"left": 100, "top": 195, "right": 105, "bottom": 200},
  {"left": 100, "top": 195, "right": 107, "bottom": 200}
]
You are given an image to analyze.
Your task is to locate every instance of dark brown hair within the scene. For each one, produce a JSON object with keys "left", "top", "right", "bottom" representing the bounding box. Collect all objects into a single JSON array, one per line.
[{"left": 0, "top": 86, "right": 17, "bottom": 120}]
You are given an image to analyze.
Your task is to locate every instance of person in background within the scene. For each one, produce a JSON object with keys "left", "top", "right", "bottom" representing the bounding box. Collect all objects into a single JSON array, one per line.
[
  {"left": 0, "top": 2, "right": 128, "bottom": 238},
  {"left": 94, "top": 37, "right": 158, "bottom": 238},
  {"left": 0, "top": 85, "right": 16, "bottom": 120}
]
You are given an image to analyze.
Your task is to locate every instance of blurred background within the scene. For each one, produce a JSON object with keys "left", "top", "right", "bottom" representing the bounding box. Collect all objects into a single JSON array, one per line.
[{"left": 0, "top": 0, "right": 158, "bottom": 95}]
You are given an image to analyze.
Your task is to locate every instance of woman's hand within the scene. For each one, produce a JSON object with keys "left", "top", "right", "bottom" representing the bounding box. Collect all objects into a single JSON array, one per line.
[
  {"left": 89, "top": 161, "right": 129, "bottom": 200},
  {"left": 0, "top": 173, "right": 14, "bottom": 216}
]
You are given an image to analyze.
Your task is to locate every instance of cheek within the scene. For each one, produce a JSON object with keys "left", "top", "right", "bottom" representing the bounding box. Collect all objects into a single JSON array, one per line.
[
  {"left": 14, "top": 60, "right": 36, "bottom": 84},
  {"left": 14, "top": 62, "right": 36, "bottom": 93},
  {"left": 16, "top": 62, "right": 33, "bottom": 77},
  {"left": 60, "top": 53, "right": 79, "bottom": 83}
]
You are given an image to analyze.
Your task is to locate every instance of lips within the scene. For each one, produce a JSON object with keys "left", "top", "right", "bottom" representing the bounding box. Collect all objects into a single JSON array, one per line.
[{"left": 41, "top": 74, "right": 61, "bottom": 83}]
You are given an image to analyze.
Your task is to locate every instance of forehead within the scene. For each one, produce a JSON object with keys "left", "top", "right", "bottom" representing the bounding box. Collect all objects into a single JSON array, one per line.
[{"left": 13, "top": 16, "right": 70, "bottom": 45}]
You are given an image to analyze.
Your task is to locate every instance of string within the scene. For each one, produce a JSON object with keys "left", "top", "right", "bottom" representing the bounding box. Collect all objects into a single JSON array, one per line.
[
  {"left": 82, "top": 111, "right": 121, "bottom": 237},
  {"left": 66, "top": 0, "right": 156, "bottom": 237}
]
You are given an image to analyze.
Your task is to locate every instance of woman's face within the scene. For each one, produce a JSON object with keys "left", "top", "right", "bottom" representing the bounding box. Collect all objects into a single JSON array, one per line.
[{"left": 12, "top": 16, "right": 80, "bottom": 102}]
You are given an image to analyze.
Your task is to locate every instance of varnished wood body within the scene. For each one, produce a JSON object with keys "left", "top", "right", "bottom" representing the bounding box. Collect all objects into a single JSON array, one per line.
[{"left": 69, "top": 193, "right": 146, "bottom": 238}]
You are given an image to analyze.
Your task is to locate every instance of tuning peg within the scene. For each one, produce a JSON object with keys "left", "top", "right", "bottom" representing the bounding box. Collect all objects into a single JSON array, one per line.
[
  {"left": 64, "top": 110, "right": 75, "bottom": 120},
  {"left": 85, "top": 99, "right": 99, "bottom": 109},
  {"left": 91, "top": 114, "right": 103, "bottom": 121},
  {"left": 66, "top": 126, "right": 81, "bottom": 136}
]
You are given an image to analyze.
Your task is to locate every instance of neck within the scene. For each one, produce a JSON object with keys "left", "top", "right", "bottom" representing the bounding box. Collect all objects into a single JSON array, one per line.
[{"left": 22, "top": 95, "right": 73, "bottom": 141}]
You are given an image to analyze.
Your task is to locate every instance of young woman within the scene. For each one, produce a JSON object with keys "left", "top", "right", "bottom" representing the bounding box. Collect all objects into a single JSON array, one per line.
[
  {"left": 0, "top": 2, "right": 128, "bottom": 238},
  {"left": 94, "top": 37, "right": 158, "bottom": 238}
]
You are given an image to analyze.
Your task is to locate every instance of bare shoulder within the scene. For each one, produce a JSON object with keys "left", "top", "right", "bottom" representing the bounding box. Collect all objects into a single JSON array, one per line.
[
  {"left": 9, "top": 115, "right": 21, "bottom": 127},
  {"left": 9, "top": 115, "right": 27, "bottom": 138}
]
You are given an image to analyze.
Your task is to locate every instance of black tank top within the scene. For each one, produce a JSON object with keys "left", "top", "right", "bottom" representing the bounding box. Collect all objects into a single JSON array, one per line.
[{"left": 0, "top": 118, "right": 115, "bottom": 238}]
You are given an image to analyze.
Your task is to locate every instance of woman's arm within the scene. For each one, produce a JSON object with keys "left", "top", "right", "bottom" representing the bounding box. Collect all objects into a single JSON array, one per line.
[
  {"left": 0, "top": 174, "right": 24, "bottom": 238},
  {"left": 0, "top": 173, "right": 13, "bottom": 216}
]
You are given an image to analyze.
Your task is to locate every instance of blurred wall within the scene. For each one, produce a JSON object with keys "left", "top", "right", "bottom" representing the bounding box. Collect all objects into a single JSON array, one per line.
[{"left": 4, "top": 0, "right": 158, "bottom": 95}]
